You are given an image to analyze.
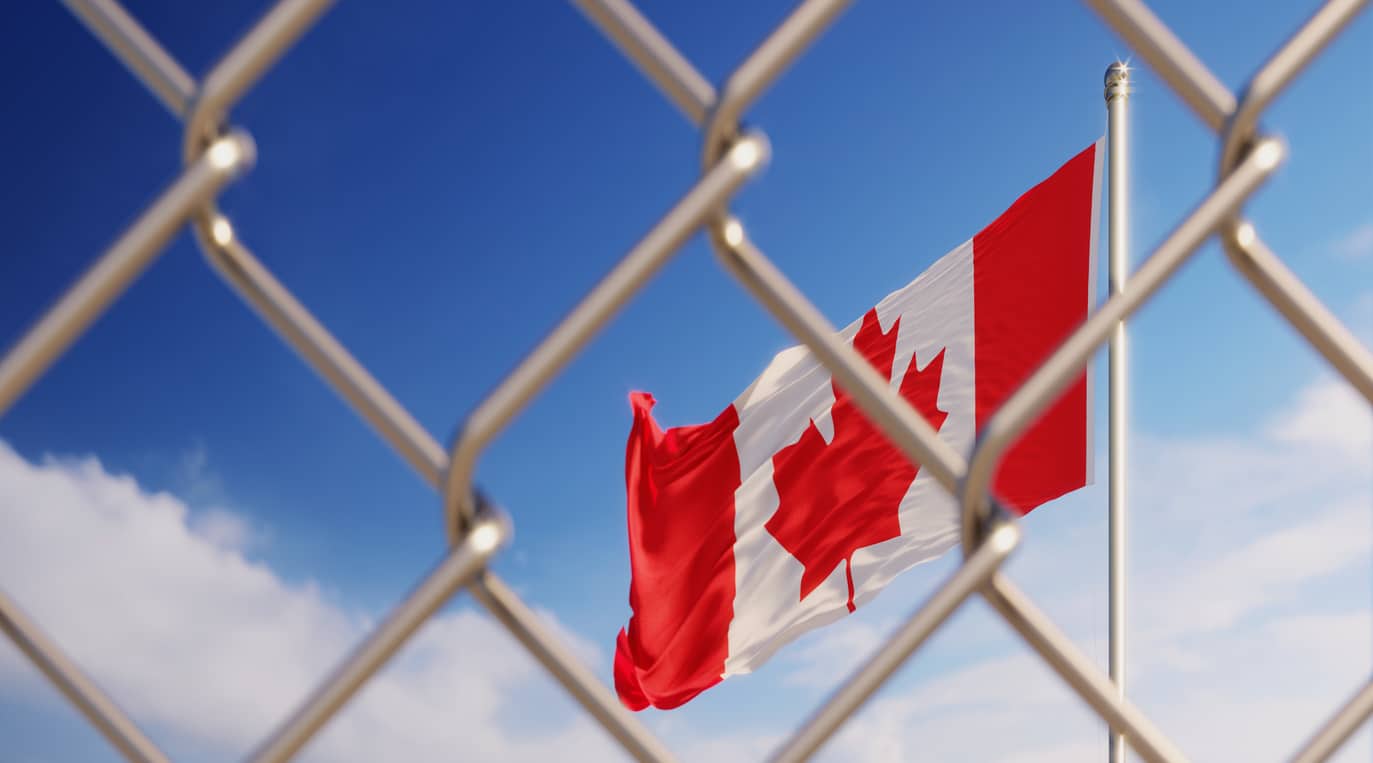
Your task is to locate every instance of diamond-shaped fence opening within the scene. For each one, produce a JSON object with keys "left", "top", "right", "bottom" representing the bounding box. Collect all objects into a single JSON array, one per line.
[{"left": 1, "top": 0, "right": 1371, "bottom": 761}]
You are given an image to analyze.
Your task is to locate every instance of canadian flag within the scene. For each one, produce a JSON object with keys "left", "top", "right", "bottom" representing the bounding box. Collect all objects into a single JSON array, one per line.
[{"left": 614, "top": 141, "right": 1102, "bottom": 711}]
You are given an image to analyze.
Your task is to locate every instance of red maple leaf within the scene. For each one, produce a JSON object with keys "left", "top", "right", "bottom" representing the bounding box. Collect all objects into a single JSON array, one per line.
[{"left": 766, "top": 308, "right": 948, "bottom": 612}]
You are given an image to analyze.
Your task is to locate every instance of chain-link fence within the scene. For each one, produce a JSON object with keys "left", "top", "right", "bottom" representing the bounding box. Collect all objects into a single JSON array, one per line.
[{"left": 1, "top": 0, "right": 1371, "bottom": 761}]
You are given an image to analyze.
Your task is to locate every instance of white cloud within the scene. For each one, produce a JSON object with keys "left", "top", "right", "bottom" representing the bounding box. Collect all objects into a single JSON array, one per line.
[
  {"left": 0, "top": 442, "right": 625, "bottom": 763},
  {"left": 658, "top": 722, "right": 784, "bottom": 763},
  {"left": 814, "top": 650, "right": 1100, "bottom": 762},
  {"left": 188, "top": 506, "right": 259, "bottom": 551},
  {"left": 768, "top": 374, "right": 1373, "bottom": 763},
  {"left": 1137, "top": 499, "right": 1371, "bottom": 641},
  {"left": 777, "top": 616, "right": 892, "bottom": 689},
  {"left": 785, "top": 601, "right": 1371, "bottom": 763},
  {"left": 1267, "top": 376, "right": 1373, "bottom": 458},
  {"left": 1333, "top": 223, "right": 1373, "bottom": 260},
  {"left": 1, "top": 366, "right": 1370, "bottom": 763}
]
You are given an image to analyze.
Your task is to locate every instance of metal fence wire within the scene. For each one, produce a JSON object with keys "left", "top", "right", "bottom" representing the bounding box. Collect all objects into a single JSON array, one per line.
[{"left": 1, "top": 0, "right": 1371, "bottom": 761}]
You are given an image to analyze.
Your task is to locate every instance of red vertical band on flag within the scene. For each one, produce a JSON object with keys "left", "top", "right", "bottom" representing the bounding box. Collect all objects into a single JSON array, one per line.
[
  {"left": 614, "top": 392, "right": 741, "bottom": 710},
  {"left": 973, "top": 143, "right": 1098, "bottom": 513}
]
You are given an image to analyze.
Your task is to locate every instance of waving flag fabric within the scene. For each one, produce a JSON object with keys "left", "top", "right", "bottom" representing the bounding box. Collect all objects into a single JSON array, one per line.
[{"left": 614, "top": 140, "right": 1103, "bottom": 711}]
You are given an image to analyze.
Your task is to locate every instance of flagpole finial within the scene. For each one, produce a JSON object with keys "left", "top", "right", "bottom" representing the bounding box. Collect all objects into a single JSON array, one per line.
[{"left": 1105, "top": 62, "right": 1131, "bottom": 102}]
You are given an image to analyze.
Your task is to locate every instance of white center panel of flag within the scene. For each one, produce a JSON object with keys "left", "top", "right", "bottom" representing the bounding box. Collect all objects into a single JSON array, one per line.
[{"left": 725, "top": 238, "right": 977, "bottom": 677}]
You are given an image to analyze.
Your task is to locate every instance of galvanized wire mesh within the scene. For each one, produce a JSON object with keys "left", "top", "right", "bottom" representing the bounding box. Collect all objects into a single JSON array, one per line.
[{"left": 1, "top": 0, "right": 1370, "bottom": 761}]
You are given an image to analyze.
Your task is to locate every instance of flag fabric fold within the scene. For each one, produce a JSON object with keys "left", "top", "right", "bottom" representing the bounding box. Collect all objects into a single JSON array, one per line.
[{"left": 615, "top": 140, "right": 1103, "bottom": 711}]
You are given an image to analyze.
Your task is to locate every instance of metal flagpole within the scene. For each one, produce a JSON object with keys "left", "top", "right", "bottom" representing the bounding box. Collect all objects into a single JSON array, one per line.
[{"left": 1104, "top": 61, "right": 1130, "bottom": 763}]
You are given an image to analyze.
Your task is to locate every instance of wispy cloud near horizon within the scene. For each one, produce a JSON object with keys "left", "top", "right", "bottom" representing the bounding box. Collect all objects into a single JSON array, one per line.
[
  {"left": 1332, "top": 223, "right": 1373, "bottom": 261},
  {"left": 762, "top": 369, "right": 1372, "bottom": 762},
  {"left": 0, "top": 441, "right": 624, "bottom": 763},
  {"left": 0, "top": 363, "right": 1369, "bottom": 763}
]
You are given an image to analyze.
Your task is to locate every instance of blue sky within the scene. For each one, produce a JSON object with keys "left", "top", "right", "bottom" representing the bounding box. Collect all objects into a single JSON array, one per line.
[{"left": 1, "top": 1, "right": 1370, "bottom": 761}]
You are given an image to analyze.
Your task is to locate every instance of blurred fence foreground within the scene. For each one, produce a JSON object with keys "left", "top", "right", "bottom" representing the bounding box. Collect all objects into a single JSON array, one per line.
[{"left": 1, "top": 0, "right": 1371, "bottom": 761}]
